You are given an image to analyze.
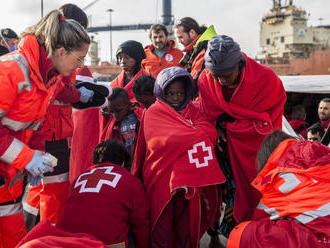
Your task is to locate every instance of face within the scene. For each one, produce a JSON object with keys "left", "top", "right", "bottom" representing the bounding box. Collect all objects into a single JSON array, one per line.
[
  {"left": 307, "top": 132, "right": 322, "bottom": 142},
  {"left": 165, "top": 80, "right": 186, "bottom": 110},
  {"left": 108, "top": 98, "right": 131, "bottom": 122},
  {"left": 318, "top": 101, "right": 330, "bottom": 122},
  {"left": 175, "top": 26, "right": 194, "bottom": 47},
  {"left": 211, "top": 65, "right": 240, "bottom": 87},
  {"left": 134, "top": 94, "right": 156, "bottom": 109},
  {"left": 117, "top": 53, "right": 136, "bottom": 74},
  {"left": 151, "top": 30, "right": 167, "bottom": 51},
  {"left": 52, "top": 43, "right": 89, "bottom": 76}
]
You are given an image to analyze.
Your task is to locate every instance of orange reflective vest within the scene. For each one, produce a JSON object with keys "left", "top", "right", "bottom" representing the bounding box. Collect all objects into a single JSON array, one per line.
[
  {"left": 142, "top": 40, "right": 183, "bottom": 78},
  {"left": 0, "top": 35, "right": 62, "bottom": 203}
]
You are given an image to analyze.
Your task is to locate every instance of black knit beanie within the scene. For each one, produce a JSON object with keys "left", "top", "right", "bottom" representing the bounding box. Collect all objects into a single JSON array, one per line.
[{"left": 116, "top": 40, "right": 146, "bottom": 64}]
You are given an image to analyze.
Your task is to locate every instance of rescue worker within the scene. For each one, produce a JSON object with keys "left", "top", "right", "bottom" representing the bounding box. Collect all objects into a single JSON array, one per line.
[
  {"left": 23, "top": 3, "right": 95, "bottom": 230},
  {"left": 0, "top": 28, "right": 19, "bottom": 55},
  {"left": 0, "top": 9, "right": 90, "bottom": 248},
  {"left": 174, "top": 17, "right": 216, "bottom": 84},
  {"left": 142, "top": 24, "right": 183, "bottom": 78},
  {"left": 227, "top": 130, "right": 330, "bottom": 247}
]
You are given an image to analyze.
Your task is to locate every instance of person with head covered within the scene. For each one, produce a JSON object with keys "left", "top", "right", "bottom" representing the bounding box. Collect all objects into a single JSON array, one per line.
[
  {"left": 197, "top": 35, "right": 286, "bottom": 236},
  {"left": 132, "top": 66, "right": 225, "bottom": 247}
]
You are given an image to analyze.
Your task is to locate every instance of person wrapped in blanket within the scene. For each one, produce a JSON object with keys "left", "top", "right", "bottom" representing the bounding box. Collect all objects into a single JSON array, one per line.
[
  {"left": 227, "top": 130, "right": 330, "bottom": 248},
  {"left": 131, "top": 66, "right": 225, "bottom": 247},
  {"left": 198, "top": 35, "right": 286, "bottom": 242}
]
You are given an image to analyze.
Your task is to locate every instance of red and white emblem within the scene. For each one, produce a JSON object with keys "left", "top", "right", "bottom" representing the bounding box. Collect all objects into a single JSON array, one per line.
[
  {"left": 188, "top": 141, "right": 213, "bottom": 168},
  {"left": 74, "top": 166, "right": 122, "bottom": 193},
  {"left": 165, "top": 54, "right": 173, "bottom": 62}
]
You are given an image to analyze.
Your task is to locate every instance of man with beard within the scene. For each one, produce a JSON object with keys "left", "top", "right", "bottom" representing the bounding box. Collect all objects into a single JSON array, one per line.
[
  {"left": 318, "top": 98, "right": 330, "bottom": 131},
  {"left": 142, "top": 24, "right": 183, "bottom": 78}
]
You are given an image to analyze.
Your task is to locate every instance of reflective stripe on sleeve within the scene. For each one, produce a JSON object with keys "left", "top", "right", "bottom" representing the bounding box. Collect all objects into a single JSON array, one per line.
[
  {"left": 8, "top": 171, "right": 23, "bottom": 189},
  {"left": 295, "top": 202, "right": 330, "bottom": 224},
  {"left": 278, "top": 172, "right": 301, "bottom": 194},
  {"left": 22, "top": 201, "right": 40, "bottom": 216},
  {"left": 0, "top": 202, "right": 22, "bottom": 217},
  {"left": 0, "top": 109, "right": 8, "bottom": 119},
  {"left": 52, "top": 100, "right": 71, "bottom": 106},
  {"left": 42, "top": 172, "right": 69, "bottom": 184},
  {"left": 1, "top": 116, "right": 41, "bottom": 131},
  {"left": 0, "top": 53, "right": 31, "bottom": 92},
  {"left": 0, "top": 138, "right": 24, "bottom": 164}
]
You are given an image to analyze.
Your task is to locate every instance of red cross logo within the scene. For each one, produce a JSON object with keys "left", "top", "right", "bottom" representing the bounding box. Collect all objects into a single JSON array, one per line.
[
  {"left": 74, "top": 166, "right": 122, "bottom": 193},
  {"left": 188, "top": 141, "right": 213, "bottom": 168}
]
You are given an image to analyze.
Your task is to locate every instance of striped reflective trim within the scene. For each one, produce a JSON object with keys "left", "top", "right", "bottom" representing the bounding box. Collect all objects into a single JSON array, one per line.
[
  {"left": 0, "top": 109, "right": 7, "bottom": 119},
  {"left": 0, "top": 53, "right": 31, "bottom": 92},
  {"left": 22, "top": 201, "right": 39, "bottom": 216},
  {"left": 0, "top": 202, "right": 22, "bottom": 217},
  {"left": 53, "top": 99, "right": 71, "bottom": 106},
  {"left": 0, "top": 138, "right": 24, "bottom": 164},
  {"left": 42, "top": 172, "right": 69, "bottom": 184},
  {"left": 8, "top": 171, "right": 23, "bottom": 189},
  {"left": 295, "top": 202, "right": 330, "bottom": 224},
  {"left": 257, "top": 201, "right": 280, "bottom": 220},
  {"left": 1, "top": 116, "right": 41, "bottom": 131},
  {"left": 278, "top": 173, "right": 301, "bottom": 194},
  {"left": 0, "top": 54, "right": 31, "bottom": 92}
]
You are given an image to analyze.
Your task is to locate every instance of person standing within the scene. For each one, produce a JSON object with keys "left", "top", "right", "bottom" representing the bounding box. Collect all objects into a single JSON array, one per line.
[
  {"left": 0, "top": 28, "right": 19, "bottom": 55},
  {"left": 132, "top": 67, "right": 225, "bottom": 247},
  {"left": 318, "top": 98, "right": 330, "bottom": 131},
  {"left": 23, "top": 3, "right": 94, "bottom": 230},
  {"left": 0, "top": 8, "right": 90, "bottom": 248},
  {"left": 198, "top": 35, "right": 286, "bottom": 236},
  {"left": 174, "top": 17, "right": 216, "bottom": 82},
  {"left": 142, "top": 24, "right": 183, "bottom": 78}
]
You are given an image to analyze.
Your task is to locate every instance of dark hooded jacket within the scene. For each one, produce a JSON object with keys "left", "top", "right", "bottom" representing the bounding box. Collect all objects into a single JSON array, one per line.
[{"left": 153, "top": 66, "right": 195, "bottom": 111}]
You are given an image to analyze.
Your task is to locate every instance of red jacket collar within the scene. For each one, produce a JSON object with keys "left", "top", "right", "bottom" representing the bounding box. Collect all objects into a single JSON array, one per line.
[{"left": 183, "top": 35, "right": 201, "bottom": 53}]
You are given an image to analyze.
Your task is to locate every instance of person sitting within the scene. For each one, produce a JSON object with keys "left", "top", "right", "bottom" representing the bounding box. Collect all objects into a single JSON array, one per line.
[
  {"left": 18, "top": 139, "right": 149, "bottom": 248},
  {"left": 227, "top": 130, "right": 330, "bottom": 248},
  {"left": 56, "top": 139, "right": 150, "bottom": 248},
  {"left": 132, "top": 66, "right": 225, "bottom": 247},
  {"left": 306, "top": 123, "right": 325, "bottom": 142},
  {"left": 289, "top": 104, "right": 309, "bottom": 139},
  {"left": 100, "top": 88, "right": 142, "bottom": 170},
  {"left": 132, "top": 74, "right": 156, "bottom": 109}
]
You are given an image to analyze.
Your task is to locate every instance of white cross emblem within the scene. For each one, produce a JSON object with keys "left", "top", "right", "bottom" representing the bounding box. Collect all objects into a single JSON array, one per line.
[
  {"left": 188, "top": 141, "right": 213, "bottom": 168},
  {"left": 74, "top": 166, "right": 122, "bottom": 193}
]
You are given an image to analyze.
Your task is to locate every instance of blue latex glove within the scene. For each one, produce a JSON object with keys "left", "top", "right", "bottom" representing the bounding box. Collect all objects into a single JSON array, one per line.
[
  {"left": 78, "top": 86, "right": 94, "bottom": 103},
  {"left": 27, "top": 174, "right": 42, "bottom": 186},
  {"left": 25, "top": 153, "right": 54, "bottom": 177}
]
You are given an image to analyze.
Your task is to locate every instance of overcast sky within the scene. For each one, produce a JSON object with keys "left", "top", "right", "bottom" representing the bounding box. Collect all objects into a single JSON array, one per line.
[{"left": 2, "top": 0, "right": 329, "bottom": 63}]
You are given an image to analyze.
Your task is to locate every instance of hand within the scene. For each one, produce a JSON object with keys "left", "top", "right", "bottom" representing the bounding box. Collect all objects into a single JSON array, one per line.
[
  {"left": 25, "top": 153, "right": 54, "bottom": 177},
  {"left": 27, "top": 174, "right": 42, "bottom": 186},
  {"left": 78, "top": 86, "right": 94, "bottom": 103}
]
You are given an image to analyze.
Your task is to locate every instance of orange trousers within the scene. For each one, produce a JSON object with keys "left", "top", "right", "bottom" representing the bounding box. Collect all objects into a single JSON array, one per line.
[{"left": 25, "top": 181, "right": 69, "bottom": 224}]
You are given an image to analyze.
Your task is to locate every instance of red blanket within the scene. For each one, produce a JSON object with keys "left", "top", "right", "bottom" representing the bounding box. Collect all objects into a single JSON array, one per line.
[
  {"left": 69, "top": 108, "right": 100, "bottom": 183},
  {"left": 198, "top": 53, "right": 286, "bottom": 222},
  {"left": 132, "top": 100, "right": 225, "bottom": 246},
  {"left": 17, "top": 220, "right": 108, "bottom": 248},
  {"left": 110, "top": 68, "right": 148, "bottom": 100}
]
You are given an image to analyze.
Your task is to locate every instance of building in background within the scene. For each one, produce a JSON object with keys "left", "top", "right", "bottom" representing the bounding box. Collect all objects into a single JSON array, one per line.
[{"left": 257, "top": 0, "right": 330, "bottom": 75}]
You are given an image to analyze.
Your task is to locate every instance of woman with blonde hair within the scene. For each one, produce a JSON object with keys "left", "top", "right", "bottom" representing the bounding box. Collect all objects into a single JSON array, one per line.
[{"left": 0, "top": 9, "right": 90, "bottom": 248}]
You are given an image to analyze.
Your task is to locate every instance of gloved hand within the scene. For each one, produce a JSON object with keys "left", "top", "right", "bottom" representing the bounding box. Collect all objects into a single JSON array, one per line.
[
  {"left": 25, "top": 153, "right": 54, "bottom": 177},
  {"left": 78, "top": 86, "right": 94, "bottom": 103},
  {"left": 27, "top": 174, "right": 42, "bottom": 186}
]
